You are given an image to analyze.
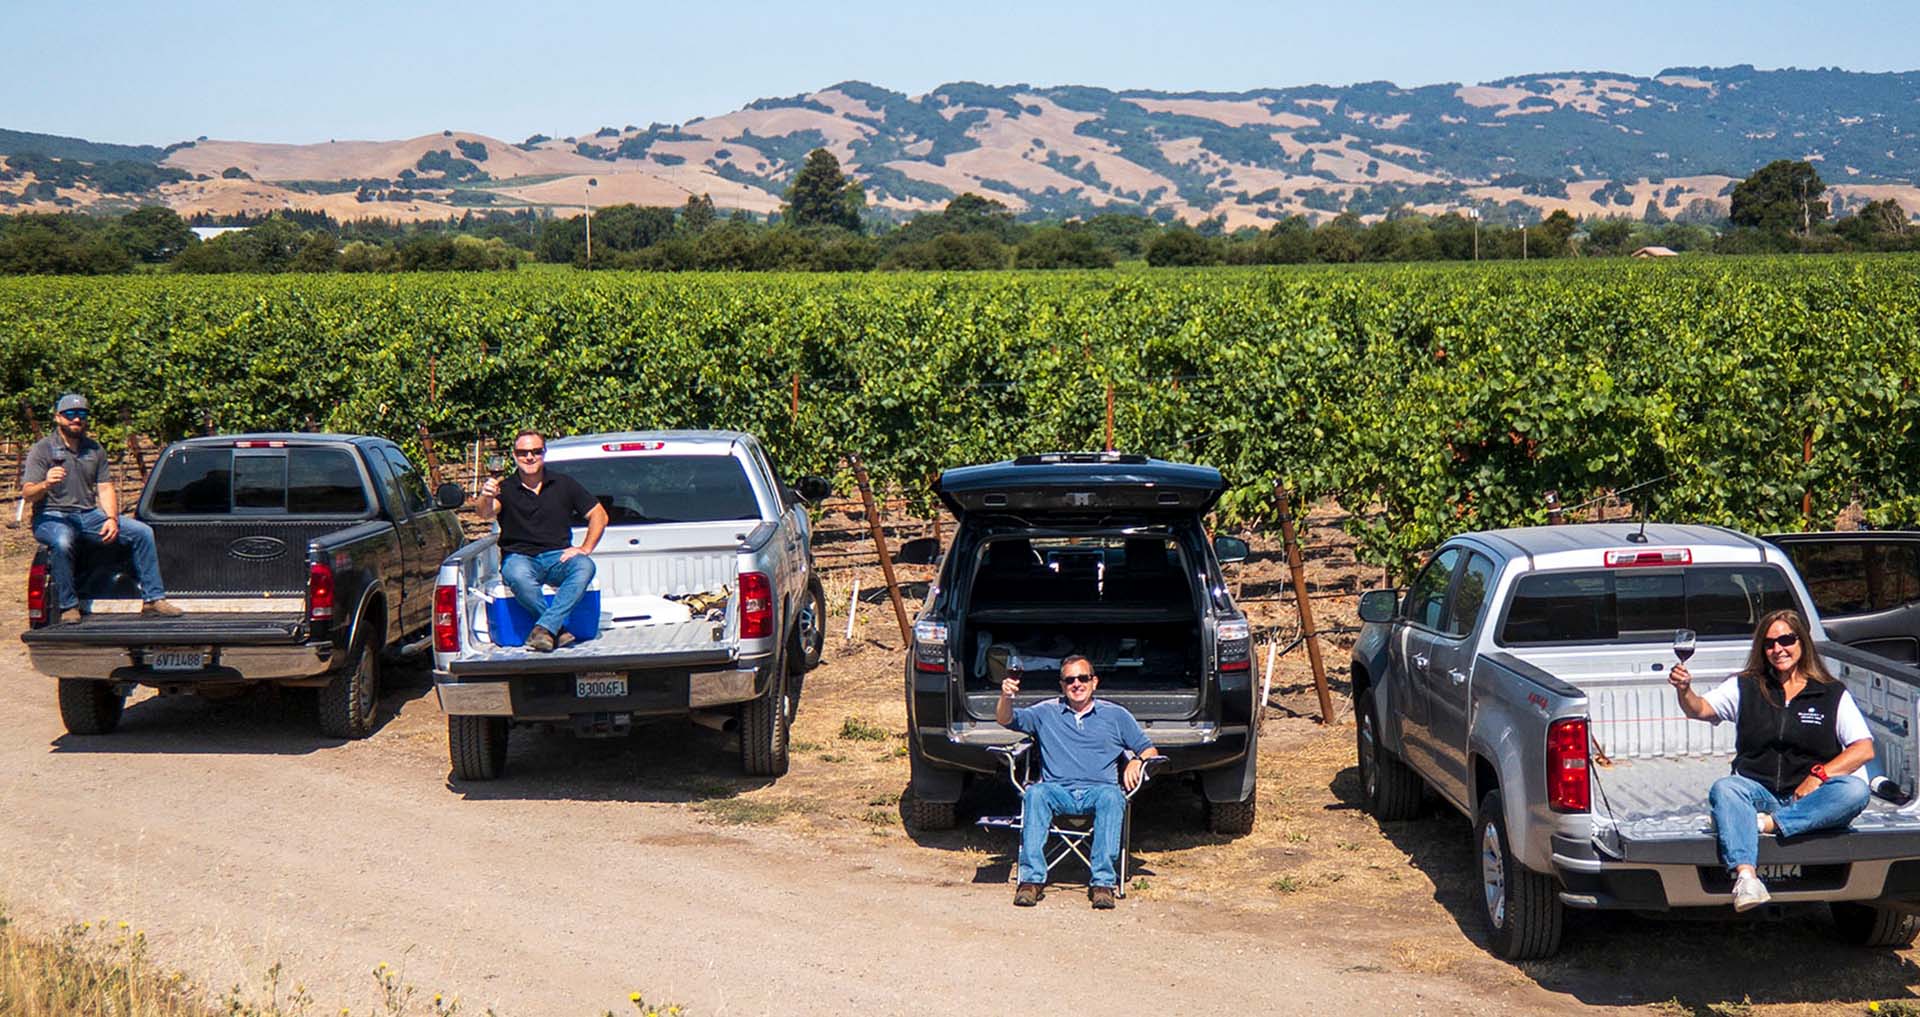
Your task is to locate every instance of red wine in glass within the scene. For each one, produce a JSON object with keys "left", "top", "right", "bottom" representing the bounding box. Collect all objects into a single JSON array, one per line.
[{"left": 1674, "top": 628, "right": 1697, "bottom": 663}]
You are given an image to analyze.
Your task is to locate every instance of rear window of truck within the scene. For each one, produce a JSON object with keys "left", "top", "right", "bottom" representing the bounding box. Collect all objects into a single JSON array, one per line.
[
  {"left": 1499, "top": 565, "right": 1798, "bottom": 645},
  {"left": 547, "top": 455, "right": 759, "bottom": 524},
  {"left": 148, "top": 446, "right": 370, "bottom": 516}
]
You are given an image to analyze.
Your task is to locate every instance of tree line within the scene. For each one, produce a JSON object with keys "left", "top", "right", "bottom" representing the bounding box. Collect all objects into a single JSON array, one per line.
[{"left": 1, "top": 151, "right": 1913, "bottom": 276}]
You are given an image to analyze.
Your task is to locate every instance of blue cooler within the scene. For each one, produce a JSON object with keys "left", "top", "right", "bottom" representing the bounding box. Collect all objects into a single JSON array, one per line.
[{"left": 487, "top": 590, "right": 602, "bottom": 646}]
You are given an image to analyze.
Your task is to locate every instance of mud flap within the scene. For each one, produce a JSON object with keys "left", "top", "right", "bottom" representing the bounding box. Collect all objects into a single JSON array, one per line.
[
  {"left": 909, "top": 741, "right": 966, "bottom": 804},
  {"left": 1202, "top": 738, "right": 1258, "bottom": 804}
]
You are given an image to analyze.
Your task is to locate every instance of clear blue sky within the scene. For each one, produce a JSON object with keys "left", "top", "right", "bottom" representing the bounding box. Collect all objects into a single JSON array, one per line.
[{"left": 8, "top": 0, "right": 1917, "bottom": 146}]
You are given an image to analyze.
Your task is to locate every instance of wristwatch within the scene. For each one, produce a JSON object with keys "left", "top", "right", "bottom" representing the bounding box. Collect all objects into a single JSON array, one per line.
[{"left": 1810, "top": 764, "right": 1829, "bottom": 782}]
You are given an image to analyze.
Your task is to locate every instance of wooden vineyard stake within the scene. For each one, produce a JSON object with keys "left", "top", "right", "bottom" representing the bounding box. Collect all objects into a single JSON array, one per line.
[
  {"left": 850, "top": 454, "right": 913, "bottom": 648},
  {"left": 1276, "top": 483, "right": 1336, "bottom": 725}
]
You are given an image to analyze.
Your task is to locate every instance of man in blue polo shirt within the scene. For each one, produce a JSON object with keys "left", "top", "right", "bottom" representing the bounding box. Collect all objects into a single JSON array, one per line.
[{"left": 997, "top": 654, "right": 1161, "bottom": 909}]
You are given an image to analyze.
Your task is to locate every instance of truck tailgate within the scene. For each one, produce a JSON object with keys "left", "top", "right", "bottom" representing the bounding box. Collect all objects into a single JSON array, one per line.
[
  {"left": 21, "top": 612, "right": 308, "bottom": 646},
  {"left": 444, "top": 618, "right": 735, "bottom": 676}
]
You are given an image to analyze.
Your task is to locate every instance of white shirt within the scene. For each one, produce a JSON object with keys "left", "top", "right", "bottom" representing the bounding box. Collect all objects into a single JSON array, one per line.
[{"left": 1700, "top": 677, "right": 1873, "bottom": 784}]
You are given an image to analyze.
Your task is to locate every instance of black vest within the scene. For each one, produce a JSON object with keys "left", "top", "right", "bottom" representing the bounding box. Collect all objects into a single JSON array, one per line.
[{"left": 1732, "top": 673, "right": 1845, "bottom": 797}]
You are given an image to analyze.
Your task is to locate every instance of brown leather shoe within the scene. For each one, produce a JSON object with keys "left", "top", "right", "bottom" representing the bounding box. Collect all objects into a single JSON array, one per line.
[
  {"left": 57, "top": 607, "right": 84, "bottom": 625},
  {"left": 555, "top": 630, "right": 577, "bottom": 649},
  {"left": 1089, "top": 885, "right": 1116, "bottom": 910},
  {"left": 524, "top": 626, "right": 556, "bottom": 652},
  {"left": 1013, "top": 883, "right": 1044, "bottom": 907},
  {"left": 141, "top": 598, "right": 183, "bottom": 617}
]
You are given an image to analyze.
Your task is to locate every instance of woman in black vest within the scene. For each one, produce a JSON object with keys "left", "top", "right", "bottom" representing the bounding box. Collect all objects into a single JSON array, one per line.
[{"left": 1669, "top": 608, "right": 1875, "bottom": 911}]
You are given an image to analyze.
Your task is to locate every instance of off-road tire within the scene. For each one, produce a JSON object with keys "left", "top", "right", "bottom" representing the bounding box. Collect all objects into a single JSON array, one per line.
[
  {"left": 906, "top": 793, "right": 958, "bottom": 831},
  {"left": 318, "top": 627, "right": 380, "bottom": 739},
  {"left": 739, "top": 653, "right": 791, "bottom": 776},
  {"left": 1831, "top": 902, "right": 1920, "bottom": 948},
  {"left": 795, "top": 574, "right": 827, "bottom": 672},
  {"left": 1477, "top": 789, "right": 1564, "bottom": 959},
  {"left": 448, "top": 715, "right": 510, "bottom": 781},
  {"left": 57, "top": 679, "right": 124, "bottom": 735},
  {"left": 1357, "top": 690, "right": 1426, "bottom": 820},
  {"left": 1207, "top": 795, "right": 1257, "bottom": 835}
]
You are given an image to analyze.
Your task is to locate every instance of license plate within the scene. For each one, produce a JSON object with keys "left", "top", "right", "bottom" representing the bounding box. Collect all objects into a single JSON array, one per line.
[
  {"left": 576, "top": 673, "right": 627, "bottom": 698},
  {"left": 148, "top": 648, "right": 207, "bottom": 672},
  {"left": 1757, "top": 863, "right": 1804, "bottom": 882}
]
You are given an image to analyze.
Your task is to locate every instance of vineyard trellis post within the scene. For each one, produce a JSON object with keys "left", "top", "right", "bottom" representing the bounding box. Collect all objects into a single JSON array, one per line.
[
  {"left": 850, "top": 454, "right": 913, "bottom": 648},
  {"left": 1276, "top": 483, "right": 1336, "bottom": 725},
  {"left": 1803, "top": 428, "right": 1814, "bottom": 521},
  {"left": 120, "top": 408, "right": 148, "bottom": 483},
  {"left": 416, "top": 423, "right": 444, "bottom": 490},
  {"left": 1104, "top": 381, "right": 1115, "bottom": 452}
]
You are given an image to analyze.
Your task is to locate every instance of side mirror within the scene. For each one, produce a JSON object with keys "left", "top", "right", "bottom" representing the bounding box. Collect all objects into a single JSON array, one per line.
[
  {"left": 435, "top": 482, "right": 466, "bottom": 510},
  {"left": 794, "top": 476, "right": 832, "bottom": 503},
  {"left": 1357, "top": 589, "right": 1400, "bottom": 625},
  {"left": 1212, "top": 535, "right": 1250, "bottom": 565},
  {"left": 894, "top": 536, "right": 942, "bottom": 566}
]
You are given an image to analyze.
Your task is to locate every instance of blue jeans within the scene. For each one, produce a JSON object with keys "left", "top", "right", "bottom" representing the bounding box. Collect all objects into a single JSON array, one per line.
[
  {"left": 1710, "top": 773, "right": 1870, "bottom": 872},
  {"left": 1019, "top": 781, "right": 1128, "bottom": 887},
  {"left": 500, "top": 549, "right": 595, "bottom": 637},
  {"left": 33, "top": 508, "right": 167, "bottom": 609}
]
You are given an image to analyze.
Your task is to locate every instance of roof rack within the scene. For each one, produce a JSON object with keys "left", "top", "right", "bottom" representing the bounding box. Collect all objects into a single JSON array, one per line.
[{"left": 1011, "top": 452, "right": 1148, "bottom": 466}]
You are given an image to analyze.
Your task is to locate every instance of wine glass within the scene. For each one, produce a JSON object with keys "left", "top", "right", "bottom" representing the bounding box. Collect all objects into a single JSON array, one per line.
[
  {"left": 485, "top": 452, "right": 510, "bottom": 475},
  {"left": 1673, "top": 628, "right": 1697, "bottom": 664}
]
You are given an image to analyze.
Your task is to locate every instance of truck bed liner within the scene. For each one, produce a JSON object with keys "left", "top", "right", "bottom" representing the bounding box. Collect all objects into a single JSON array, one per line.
[
  {"left": 1596, "top": 754, "right": 1920, "bottom": 864},
  {"left": 445, "top": 618, "right": 735, "bottom": 676},
  {"left": 21, "top": 612, "right": 307, "bottom": 646}
]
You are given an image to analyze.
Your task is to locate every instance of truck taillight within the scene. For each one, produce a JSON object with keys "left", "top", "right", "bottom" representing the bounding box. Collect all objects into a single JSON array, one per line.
[
  {"left": 740, "top": 572, "right": 772, "bottom": 640},
  {"left": 1604, "top": 548, "right": 1690, "bottom": 567},
  {"left": 27, "top": 563, "right": 49, "bottom": 628},
  {"left": 434, "top": 584, "right": 459, "bottom": 653},
  {"left": 1547, "top": 717, "right": 1591, "bottom": 813},
  {"left": 1217, "top": 617, "right": 1251, "bottom": 672},
  {"left": 913, "top": 618, "right": 949, "bottom": 674},
  {"left": 307, "top": 561, "right": 335, "bottom": 622}
]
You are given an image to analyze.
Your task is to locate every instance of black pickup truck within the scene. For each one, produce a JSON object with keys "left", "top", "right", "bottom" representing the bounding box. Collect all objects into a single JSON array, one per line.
[{"left": 22, "top": 434, "right": 463, "bottom": 739}]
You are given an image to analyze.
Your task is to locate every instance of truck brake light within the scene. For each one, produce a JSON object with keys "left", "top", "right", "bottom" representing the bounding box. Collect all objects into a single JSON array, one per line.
[
  {"left": 27, "top": 563, "right": 49, "bottom": 628},
  {"left": 1547, "top": 717, "right": 1591, "bottom": 813},
  {"left": 234, "top": 440, "right": 287, "bottom": 448},
  {"left": 601, "top": 441, "right": 666, "bottom": 452},
  {"left": 913, "top": 618, "right": 949, "bottom": 674},
  {"left": 740, "top": 572, "right": 772, "bottom": 640},
  {"left": 434, "top": 584, "right": 459, "bottom": 653},
  {"left": 1216, "top": 617, "right": 1251, "bottom": 672},
  {"left": 307, "top": 561, "right": 335, "bottom": 622},
  {"left": 1604, "top": 548, "right": 1691, "bottom": 567}
]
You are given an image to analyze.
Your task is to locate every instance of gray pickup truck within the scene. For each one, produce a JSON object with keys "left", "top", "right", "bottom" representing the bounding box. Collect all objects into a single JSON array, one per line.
[
  {"left": 1351, "top": 523, "right": 1920, "bottom": 958},
  {"left": 23, "top": 434, "right": 464, "bottom": 739},
  {"left": 430, "top": 431, "right": 827, "bottom": 780}
]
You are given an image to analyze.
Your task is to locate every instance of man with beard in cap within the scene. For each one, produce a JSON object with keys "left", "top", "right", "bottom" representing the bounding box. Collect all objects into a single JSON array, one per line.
[{"left": 20, "top": 394, "right": 179, "bottom": 621}]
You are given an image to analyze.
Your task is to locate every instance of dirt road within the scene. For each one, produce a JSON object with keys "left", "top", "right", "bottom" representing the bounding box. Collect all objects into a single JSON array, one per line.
[{"left": 0, "top": 615, "right": 1579, "bottom": 1014}]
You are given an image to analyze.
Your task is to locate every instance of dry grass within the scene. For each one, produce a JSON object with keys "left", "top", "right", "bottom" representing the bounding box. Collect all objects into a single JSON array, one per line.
[{"left": 0, "top": 902, "right": 688, "bottom": 1017}]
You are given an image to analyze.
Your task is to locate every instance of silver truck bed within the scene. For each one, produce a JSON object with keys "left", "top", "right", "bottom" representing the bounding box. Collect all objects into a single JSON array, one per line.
[
  {"left": 1597, "top": 754, "right": 1920, "bottom": 843},
  {"left": 444, "top": 618, "right": 735, "bottom": 675}
]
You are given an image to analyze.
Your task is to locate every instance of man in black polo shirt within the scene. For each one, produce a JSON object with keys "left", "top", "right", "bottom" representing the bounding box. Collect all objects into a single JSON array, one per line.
[{"left": 477, "top": 430, "right": 608, "bottom": 652}]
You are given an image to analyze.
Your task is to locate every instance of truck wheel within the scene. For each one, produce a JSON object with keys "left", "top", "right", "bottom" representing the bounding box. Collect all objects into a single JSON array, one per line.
[
  {"left": 1356, "top": 690, "right": 1426, "bottom": 821},
  {"left": 795, "top": 575, "right": 827, "bottom": 672},
  {"left": 448, "top": 715, "right": 509, "bottom": 781},
  {"left": 1207, "top": 795, "right": 1257, "bottom": 835},
  {"left": 739, "top": 656, "right": 791, "bottom": 777},
  {"left": 318, "top": 631, "right": 380, "bottom": 740},
  {"left": 1477, "top": 789, "right": 1564, "bottom": 959},
  {"left": 906, "top": 793, "right": 957, "bottom": 831},
  {"left": 1831, "top": 902, "right": 1920, "bottom": 947},
  {"left": 57, "top": 679, "right": 124, "bottom": 735}
]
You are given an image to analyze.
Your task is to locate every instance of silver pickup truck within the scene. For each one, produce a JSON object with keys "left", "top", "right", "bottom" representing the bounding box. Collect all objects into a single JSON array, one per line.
[
  {"left": 1351, "top": 523, "right": 1920, "bottom": 958},
  {"left": 430, "top": 431, "right": 827, "bottom": 780}
]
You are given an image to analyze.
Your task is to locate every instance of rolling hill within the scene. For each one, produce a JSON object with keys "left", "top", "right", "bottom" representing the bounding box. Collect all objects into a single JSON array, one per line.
[{"left": 5, "top": 65, "right": 1919, "bottom": 225}]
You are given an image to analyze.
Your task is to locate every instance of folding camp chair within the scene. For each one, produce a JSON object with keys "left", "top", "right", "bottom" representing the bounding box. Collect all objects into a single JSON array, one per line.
[{"left": 976, "top": 740, "right": 1167, "bottom": 897}]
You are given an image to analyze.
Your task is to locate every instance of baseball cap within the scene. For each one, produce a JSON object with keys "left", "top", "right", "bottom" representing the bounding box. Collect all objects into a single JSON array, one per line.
[{"left": 55, "top": 394, "right": 89, "bottom": 415}]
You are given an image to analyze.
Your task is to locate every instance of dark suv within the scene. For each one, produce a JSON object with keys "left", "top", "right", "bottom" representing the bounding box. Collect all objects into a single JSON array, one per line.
[{"left": 903, "top": 452, "right": 1259, "bottom": 834}]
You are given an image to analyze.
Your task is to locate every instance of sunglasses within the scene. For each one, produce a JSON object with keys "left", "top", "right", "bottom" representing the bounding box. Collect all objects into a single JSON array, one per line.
[
  {"left": 59, "top": 410, "right": 89, "bottom": 421},
  {"left": 512, "top": 447, "right": 545, "bottom": 458},
  {"left": 1762, "top": 633, "right": 1800, "bottom": 650},
  {"left": 1060, "top": 673, "right": 1097, "bottom": 686}
]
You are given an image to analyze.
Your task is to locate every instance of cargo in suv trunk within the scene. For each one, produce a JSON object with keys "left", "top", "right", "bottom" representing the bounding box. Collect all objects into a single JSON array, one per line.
[{"left": 958, "top": 535, "right": 1205, "bottom": 721}]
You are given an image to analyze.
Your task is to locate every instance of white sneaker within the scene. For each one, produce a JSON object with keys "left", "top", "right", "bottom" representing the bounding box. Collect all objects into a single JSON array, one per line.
[{"left": 1732, "top": 872, "right": 1772, "bottom": 912}]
